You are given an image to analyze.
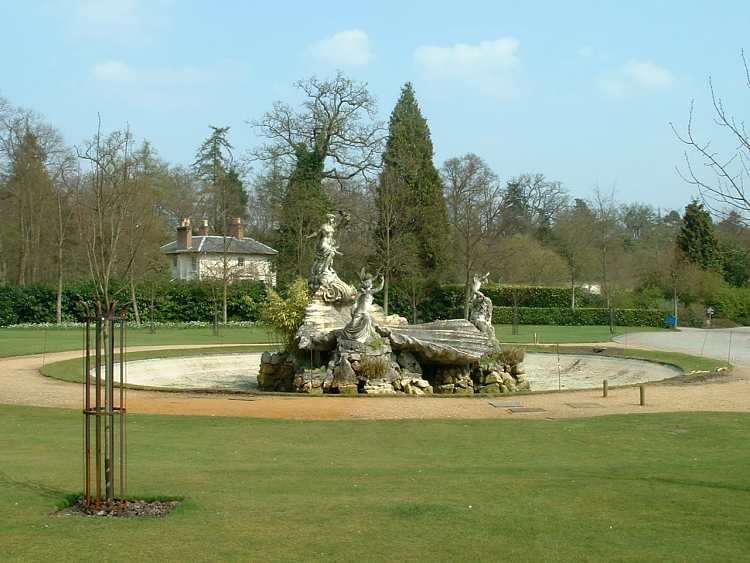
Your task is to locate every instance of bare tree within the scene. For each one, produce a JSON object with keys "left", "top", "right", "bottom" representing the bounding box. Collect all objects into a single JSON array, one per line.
[
  {"left": 372, "top": 166, "right": 419, "bottom": 315},
  {"left": 75, "top": 120, "right": 153, "bottom": 309},
  {"left": 671, "top": 50, "right": 750, "bottom": 221},
  {"left": 251, "top": 73, "right": 386, "bottom": 184},
  {"left": 441, "top": 154, "right": 505, "bottom": 317},
  {"left": 500, "top": 173, "right": 568, "bottom": 237},
  {"left": 553, "top": 199, "right": 597, "bottom": 309}
]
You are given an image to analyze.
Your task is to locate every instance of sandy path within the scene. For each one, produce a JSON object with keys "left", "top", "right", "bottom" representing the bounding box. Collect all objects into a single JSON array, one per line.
[{"left": 0, "top": 341, "right": 748, "bottom": 420}]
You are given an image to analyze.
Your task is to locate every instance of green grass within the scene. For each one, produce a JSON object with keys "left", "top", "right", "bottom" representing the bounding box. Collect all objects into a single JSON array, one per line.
[
  {"left": 495, "top": 324, "right": 667, "bottom": 344},
  {"left": 0, "top": 326, "right": 276, "bottom": 357},
  {"left": 39, "top": 345, "right": 279, "bottom": 384},
  {"left": 1, "top": 405, "right": 749, "bottom": 562},
  {"left": 521, "top": 345, "right": 730, "bottom": 374}
]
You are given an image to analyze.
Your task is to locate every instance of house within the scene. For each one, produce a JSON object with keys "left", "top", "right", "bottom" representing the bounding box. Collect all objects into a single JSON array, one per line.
[{"left": 160, "top": 217, "right": 277, "bottom": 285}]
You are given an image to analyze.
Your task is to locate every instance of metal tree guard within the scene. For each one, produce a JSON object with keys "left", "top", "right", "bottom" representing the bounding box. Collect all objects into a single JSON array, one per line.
[{"left": 81, "top": 301, "right": 128, "bottom": 507}]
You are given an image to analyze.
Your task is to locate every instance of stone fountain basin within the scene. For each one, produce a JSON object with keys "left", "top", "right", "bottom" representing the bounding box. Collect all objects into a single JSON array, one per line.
[{"left": 113, "top": 352, "right": 681, "bottom": 392}]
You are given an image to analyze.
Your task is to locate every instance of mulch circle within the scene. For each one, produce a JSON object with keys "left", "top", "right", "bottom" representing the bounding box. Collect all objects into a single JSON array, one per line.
[{"left": 55, "top": 499, "right": 179, "bottom": 518}]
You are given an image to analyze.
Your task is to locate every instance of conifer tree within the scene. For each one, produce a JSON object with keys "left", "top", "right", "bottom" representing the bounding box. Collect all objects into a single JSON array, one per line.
[
  {"left": 677, "top": 200, "right": 720, "bottom": 270},
  {"left": 193, "top": 126, "right": 247, "bottom": 232},
  {"left": 4, "top": 130, "right": 54, "bottom": 285},
  {"left": 375, "top": 82, "right": 448, "bottom": 312}
]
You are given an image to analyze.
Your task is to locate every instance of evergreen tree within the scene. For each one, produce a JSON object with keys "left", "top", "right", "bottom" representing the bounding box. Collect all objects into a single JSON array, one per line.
[
  {"left": 276, "top": 144, "right": 332, "bottom": 279},
  {"left": 677, "top": 200, "right": 720, "bottom": 270},
  {"left": 4, "top": 130, "right": 54, "bottom": 285},
  {"left": 376, "top": 83, "right": 448, "bottom": 279},
  {"left": 193, "top": 126, "right": 247, "bottom": 232}
]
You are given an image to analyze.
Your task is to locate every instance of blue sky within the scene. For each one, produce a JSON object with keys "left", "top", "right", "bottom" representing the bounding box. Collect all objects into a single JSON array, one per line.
[{"left": 2, "top": 0, "right": 748, "bottom": 210}]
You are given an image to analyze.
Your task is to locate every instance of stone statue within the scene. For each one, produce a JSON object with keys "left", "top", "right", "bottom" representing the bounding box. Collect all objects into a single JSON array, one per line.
[
  {"left": 340, "top": 269, "right": 385, "bottom": 343},
  {"left": 307, "top": 211, "right": 355, "bottom": 303},
  {"left": 469, "top": 272, "right": 494, "bottom": 338}
]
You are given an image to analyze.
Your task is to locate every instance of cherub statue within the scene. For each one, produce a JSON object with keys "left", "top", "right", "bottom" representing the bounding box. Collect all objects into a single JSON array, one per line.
[
  {"left": 469, "top": 272, "right": 494, "bottom": 337},
  {"left": 341, "top": 268, "right": 385, "bottom": 343}
]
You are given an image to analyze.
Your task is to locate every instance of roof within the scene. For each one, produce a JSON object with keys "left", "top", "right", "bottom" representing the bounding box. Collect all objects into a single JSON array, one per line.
[{"left": 160, "top": 235, "right": 278, "bottom": 256}]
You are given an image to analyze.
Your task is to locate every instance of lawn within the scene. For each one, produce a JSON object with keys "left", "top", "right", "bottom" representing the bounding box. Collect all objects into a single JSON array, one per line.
[
  {"left": 495, "top": 324, "right": 667, "bottom": 344},
  {"left": 0, "top": 324, "right": 664, "bottom": 357},
  {"left": 1, "top": 405, "right": 748, "bottom": 562},
  {"left": 0, "top": 325, "right": 276, "bottom": 357}
]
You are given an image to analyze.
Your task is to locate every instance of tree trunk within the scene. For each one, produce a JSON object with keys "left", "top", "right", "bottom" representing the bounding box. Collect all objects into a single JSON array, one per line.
[
  {"left": 570, "top": 274, "right": 576, "bottom": 311},
  {"left": 463, "top": 269, "right": 471, "bottom": 320},
  {"left": 56, "top": 272, "right": 63, "bottom": 324},
  {"left": 129, "top": 274, "right": 141, "bottom": 325},
  {"left": 383, "top": 272, "right": 389, "bottom": 316},
  {"left": 222, "top": 280, "right": 228, "bottom": 324}
]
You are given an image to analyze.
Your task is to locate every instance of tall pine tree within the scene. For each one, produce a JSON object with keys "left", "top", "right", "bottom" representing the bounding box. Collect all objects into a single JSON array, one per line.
[
  {"left": 375, "top": 83, "right": 448, "bottom": 308},
  {"left": 677, "top": 200, "right": 720, "bottom": 270},
  {"left": 193, "top": 126, "right": 247, "bottom": 233}
]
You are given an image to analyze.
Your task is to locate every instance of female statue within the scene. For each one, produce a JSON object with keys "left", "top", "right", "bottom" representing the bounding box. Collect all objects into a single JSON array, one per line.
[
  {"left": 341, "top": 269, "right": 385, "bottom": 343},
  {"left": 308, "top": 211, "right": 349, "bottom": 291}
]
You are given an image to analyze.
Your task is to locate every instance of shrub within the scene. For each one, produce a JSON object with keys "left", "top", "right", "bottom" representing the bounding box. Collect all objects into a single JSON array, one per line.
[
  {"left": 358, "top": 356, "right": 389, "bottom": 380},
  {"left": 492, "top": 306, "right": 664, "bottom": 327},
  {"left": 709, "top": 286, "right": 750, "bottom": 325},
  {"left": 259, "top": 278, "right": 310, "bottom": 351},
  {"left": 499, "top": 346, "right": 525, "bottom": 365}
]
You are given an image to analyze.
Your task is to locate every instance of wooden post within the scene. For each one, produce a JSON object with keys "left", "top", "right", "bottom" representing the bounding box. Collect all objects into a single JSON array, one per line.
[
  {"left": 639, "top": 385, "right": 645, "bottom": 406},
  {"left": 603, "top": 379, "right": 608, "bottom": 398}
]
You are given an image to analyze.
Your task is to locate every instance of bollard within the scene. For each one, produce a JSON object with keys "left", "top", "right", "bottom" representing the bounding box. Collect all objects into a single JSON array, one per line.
[
  {"left": 639, "top": 385, "right": 646, "bottom": 406},
  {"left": 603, "top": 379, "right": 608, "bottom": 398}
]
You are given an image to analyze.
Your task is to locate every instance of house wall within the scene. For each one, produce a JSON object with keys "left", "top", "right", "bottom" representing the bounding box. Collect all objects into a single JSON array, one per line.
[{"left": 170, "top": 253, "right": 276, "bottom": 285}]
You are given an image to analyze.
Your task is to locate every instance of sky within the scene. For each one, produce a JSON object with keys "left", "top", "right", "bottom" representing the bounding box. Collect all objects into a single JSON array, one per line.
[{"left": 1, "top": 0, "right": 748, "bottom": 211}]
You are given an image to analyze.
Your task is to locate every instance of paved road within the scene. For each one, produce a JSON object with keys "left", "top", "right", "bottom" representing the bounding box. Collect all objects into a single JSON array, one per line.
[{"left": 615, "top": 327, "right": 750, "bottom": 367}]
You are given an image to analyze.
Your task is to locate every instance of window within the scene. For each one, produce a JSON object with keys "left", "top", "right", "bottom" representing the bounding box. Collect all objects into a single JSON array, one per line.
[
  {"left": 191, "top": 256, "right": 198, "bottom": 271},
  {"left": 237, "top": 257, "right": 245, "bottom": 267},
  {"left": 171, "top": 256, "right": 177, "bottom": 267}
]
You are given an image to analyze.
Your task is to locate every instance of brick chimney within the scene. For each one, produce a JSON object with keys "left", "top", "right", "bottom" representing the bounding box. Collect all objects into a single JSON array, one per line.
[
  {"left": 229, "top": 217, "right": 244, "bottom": 239},
  {"left": 198, "top": 219, "right": 209, "bottom": 237},
  {"left": 176, "top": 218, "right": 192, "bottom": 250}
]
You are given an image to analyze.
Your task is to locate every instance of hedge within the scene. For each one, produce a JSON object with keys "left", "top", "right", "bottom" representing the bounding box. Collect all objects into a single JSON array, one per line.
[
  {"left": 0, "top": 280, "right": 268, "bottom": 326},
  {"left": 709, "top": 286, "right": 750, "bottom": 326},
  {"left": 493, "top": 307, "right": 665, "bottom": 327},
  {"left": 377, "top": 282, "right": 605, "bottom": 322},
  {"left": 0, "top": 279, "right": 666, "bottom": 327}
]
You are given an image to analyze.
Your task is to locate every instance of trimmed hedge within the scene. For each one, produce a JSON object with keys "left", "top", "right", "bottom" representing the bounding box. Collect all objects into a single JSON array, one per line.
[
  {"left": 493, "top": 307, "right": 665, "bottom": 327},
  {"left": 377, "top": 282, "right": 605, "bottom": 322},
  {"left": 0, "top": 279, "right": 667, "bottom": 328},
  {"left": 0, "top": 280, "right": 268, "bottom": 326}
]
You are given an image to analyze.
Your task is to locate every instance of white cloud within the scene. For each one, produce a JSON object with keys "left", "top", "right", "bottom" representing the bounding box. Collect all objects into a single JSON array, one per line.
[
  {"left": 413, "top": 37, "right": 521, "bottom": 99},
  {"left": 599, "top": 59, "right": 674, "bottom": 97},
  {"left": 91, "top": 60, "right": 212, "bottom": 86},
  {"left": 52, "top": 0, "right": 171, "bottom": 45},
  {"left": 89, "top": 58, "right": 246, "bottom": 110},
  {"left": 308, "top": 29, "right": 375, "bottom": 67}
]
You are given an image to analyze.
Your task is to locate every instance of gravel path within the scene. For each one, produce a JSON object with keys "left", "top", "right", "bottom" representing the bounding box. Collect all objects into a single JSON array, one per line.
[{"left": 0, "top": 336, "right": 748, "bottom": 420}]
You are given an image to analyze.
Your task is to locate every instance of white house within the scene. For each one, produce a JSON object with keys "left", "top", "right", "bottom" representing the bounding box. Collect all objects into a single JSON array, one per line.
[{"left": 160, "top": 218, "right": 277, "bottom": 285}]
